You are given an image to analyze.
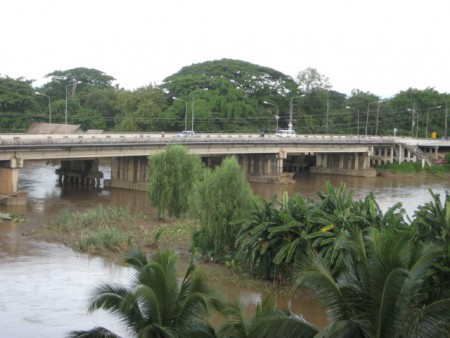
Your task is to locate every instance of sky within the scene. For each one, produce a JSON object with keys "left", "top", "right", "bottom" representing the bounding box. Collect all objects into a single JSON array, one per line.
[{"left": 2, "top": 0, "right": 450, "bottom": 98}]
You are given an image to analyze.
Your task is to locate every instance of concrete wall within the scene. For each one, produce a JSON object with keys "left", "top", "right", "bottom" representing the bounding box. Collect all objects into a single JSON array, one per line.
[{"left": 0, "top": 167, "right": 18, "bottom": 194}]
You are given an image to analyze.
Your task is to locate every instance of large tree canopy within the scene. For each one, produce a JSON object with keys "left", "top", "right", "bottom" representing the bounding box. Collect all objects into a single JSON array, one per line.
[
  {"left": 0, "top": 76, "right": 41, "bottom": 131},
  {"left": 162, "top": 59, "right": 301, "bottom": 132}
]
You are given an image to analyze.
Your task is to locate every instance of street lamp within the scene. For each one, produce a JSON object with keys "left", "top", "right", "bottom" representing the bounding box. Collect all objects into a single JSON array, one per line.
[
  {"left": 35, "top": 92, "right": 52, "bottom": 123},
  {"left": 173, "top": 97, "right": 188, "bottom": 131},
  {"left": 425, "top": 106, "right": 441, "bottom": 138},
  {"left": 366, "top": 100, "right": 383, "bottom": 136},
  {"left": 346, "top": 106, "right": 360, "bottom": 136},
  {"left": 289, "top": 95, "right": 305, "bottom": 131},
  {"left": 263, "top": 101, "right": 279, "bottom": 132}
]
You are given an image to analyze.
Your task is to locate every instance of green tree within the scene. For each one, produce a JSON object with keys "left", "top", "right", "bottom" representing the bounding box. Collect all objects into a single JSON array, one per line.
[
  {"left": 0, "top": 76, "right": 41, "bottom": 131},
  {"left": 412, "top": 190, "right": 450, "bottom": 297},
  {"left": 115, "top": 85, "right": 169, "bottom": 132},
  {"left": 162, "top": 59, "right": 300, "bottom": 132},
  {"left": 386, "top": 87, "right": 448, "bottom": 137},
  {"left": 68, "top": 249, "right": 223, "bottom": 338},
  {"left": 148, "top": 145, "right": 203, "bottom": 219},
  {"left": 291, "top": 226, "right": 450, "bottom": 337},
  {"left": 84, "top": 88, "right": 123, "bottom": 130},
  {"left": 192, "top": 156, "right": 254, "bottom": 258},
  {"left": 296, "top": 67, "right": 332, "bottom": 93}
]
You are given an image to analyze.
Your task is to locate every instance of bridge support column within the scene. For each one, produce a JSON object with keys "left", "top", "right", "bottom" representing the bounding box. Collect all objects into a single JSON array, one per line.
[
  {"left": 0, "top": 158, "right": 23, "bottom": 194},
  {"left": 109, "top": 156, "right": 148, "bottom": 191},
  {"left": 240, "top": 155, "right": 249, "bottom": 176},
  {"left": 339, "top": 155, "right": 344, "bottom": 169},
  {"left": 276, "top": 153, "right": 285, "bottom": 174}
]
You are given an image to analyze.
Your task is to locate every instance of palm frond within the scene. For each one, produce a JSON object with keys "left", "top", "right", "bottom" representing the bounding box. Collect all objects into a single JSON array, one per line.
[{"left": 66, "top": 326, "right": 122, "bottom": 338}]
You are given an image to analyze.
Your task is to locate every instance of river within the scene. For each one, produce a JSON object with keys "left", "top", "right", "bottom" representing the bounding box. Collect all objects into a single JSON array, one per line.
[{"left": 1, "top": 161, "right": 450, "bottom": 337}]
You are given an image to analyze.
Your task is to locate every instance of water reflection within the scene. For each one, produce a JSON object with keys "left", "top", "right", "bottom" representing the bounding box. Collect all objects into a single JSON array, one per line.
[{"left": 2, "top": 161, "right": 450, "bottom": 337}]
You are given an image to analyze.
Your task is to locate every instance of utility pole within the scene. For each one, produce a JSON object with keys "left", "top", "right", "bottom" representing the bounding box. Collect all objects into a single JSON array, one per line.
[
  {"left": 445, "top": 102, "right": 448, "bottom": 138},
  {"left": 411, "top": 102, "right": 416, "bottom": 134},
  {"left": 375, "top": 101, "right": 381, "bottom": 135},
  {"left": 325, "top": 97, "right": 329, "bottom": 134}
]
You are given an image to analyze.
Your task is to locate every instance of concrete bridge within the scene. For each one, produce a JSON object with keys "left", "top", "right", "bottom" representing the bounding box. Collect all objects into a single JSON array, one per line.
[{"left": 1, "top": 132, "right": 449, "bottom": 203}]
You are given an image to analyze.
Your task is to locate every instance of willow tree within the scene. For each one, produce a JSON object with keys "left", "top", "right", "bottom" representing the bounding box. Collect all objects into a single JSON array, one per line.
[
  {"left": 148, "top": 145, "right": 203, "bottom": 219},
  {"left": 191, "top": 156, "right": 254, "bottom": 258}
]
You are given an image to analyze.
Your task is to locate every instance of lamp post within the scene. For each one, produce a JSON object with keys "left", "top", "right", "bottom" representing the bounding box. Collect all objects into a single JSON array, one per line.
[
  {"left": 445, "top": 103, "right": 448, "bottom": 139},
  {"left": 289, "top": 95, "right": 305, "bottom": 131},
  {"left": 35, "top": 92, "right": 52, "bottom": 123},
  {"left": 425, "top": 105, "right": 441, "bottom": 138},
  {"left": 173, "top": 97, "right": 188, "bottom": 131},
  {"left": 346, "top": 106, "right": 360, "bottom": 136},
  {"left": 263, "top": 101, "right": 279, "bottom": 132},
  {"left": 366, "top": 100, "right": 383, "bottom": 136}
]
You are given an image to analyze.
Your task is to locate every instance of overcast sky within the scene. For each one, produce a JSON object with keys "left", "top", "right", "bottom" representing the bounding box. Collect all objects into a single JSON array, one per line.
[{"left": 2, "top": 0, "right": 449, "bottom": 98}]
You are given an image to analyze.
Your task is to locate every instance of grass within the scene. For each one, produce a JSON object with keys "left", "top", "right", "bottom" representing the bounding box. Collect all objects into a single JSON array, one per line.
[
  {"left": 32, "top": 204, "right": 197, "bottom": 261},
  {"left": 377, "top": 162, "right": 450, "bottom": 174}
]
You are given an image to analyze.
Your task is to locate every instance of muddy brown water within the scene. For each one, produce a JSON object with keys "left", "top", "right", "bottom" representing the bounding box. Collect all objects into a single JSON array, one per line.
[{"left": 1, "top": 161, "right": 450, "bottom": 337}]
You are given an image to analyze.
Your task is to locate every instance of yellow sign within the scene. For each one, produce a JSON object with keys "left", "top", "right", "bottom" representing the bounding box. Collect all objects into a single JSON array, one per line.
[{"left": 431, "top": 132, "right": 437, "bottom": 139}]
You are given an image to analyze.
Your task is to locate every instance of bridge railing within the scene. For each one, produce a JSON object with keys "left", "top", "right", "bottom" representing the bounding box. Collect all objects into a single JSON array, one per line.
[{"left": 0, "top": 133, "right": 402, "bottom": 148}]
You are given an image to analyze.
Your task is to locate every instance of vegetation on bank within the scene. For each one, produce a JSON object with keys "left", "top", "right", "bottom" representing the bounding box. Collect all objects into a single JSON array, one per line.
[
  {"left": 377, "top": 161, "right": 450, "bottom": 175},
  {"left": 30, "top": 146, "right": 450, "bottom": 337}
]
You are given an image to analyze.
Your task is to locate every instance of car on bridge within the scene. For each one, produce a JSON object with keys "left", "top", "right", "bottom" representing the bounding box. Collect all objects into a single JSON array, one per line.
[
  {"left": 275, "top": 129, "right": 296, "bottom": 137},
  {"left": 176, "top": 131, "right": 195, "bottom": 137}
]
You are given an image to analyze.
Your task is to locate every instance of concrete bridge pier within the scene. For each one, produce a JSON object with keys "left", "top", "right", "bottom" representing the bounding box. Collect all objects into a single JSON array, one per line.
[
  {"left": 108, "top": 157, "right": 148, "bottom": 191},
  {"left": 0, "top": 157, "right": 23, "bottom": 194},
  {"left": 311, "top": 152, "right": 376, "bottom": 177},
  {"left": 0, "top": 157, "right": 27, "bottom": 205},
  {"left": 239, "top": 153, "right": 293, "bottom": 183},
  {"left": 55, "top": 160, "right": 104, "bottom": 187}
]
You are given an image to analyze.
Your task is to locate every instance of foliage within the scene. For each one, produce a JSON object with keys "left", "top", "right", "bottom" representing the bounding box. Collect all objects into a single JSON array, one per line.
[
  {"left": 162, "top": 59, "right": 300, "bottom": 132},
  {"left": 296, "top": 67, "right": 332, "bottom": 93},
  {"left": 49, "top": 205, "right": 134, "bottom": 232},
  {"left": 191, "top": 156, "right": 254, "bottom": 258},
  {"left": 217, "top": 296, "right": 319, "bottom": 338},
  {"left": 115, "top": 85, "right": 169, "bottom": 132},
  {"left": 79, "top": 227, "right": 130, "bottom": 254},
  {"left": 0, "top": 76, "right": 42, "bottom": 131},
  {"left": 148, "top": 145, "right": 203, "bottom": 219},
  {"left": 236, "top": 182, "right": 408, "bottom": 282},
  {"left": 412, "top": 190, "right": 450, "bottom": 297},
  {"left": 291, "top": 226, "right": 450, "bottom": 337},
  {"left": 67, "top": 249, "right": 224, "bottom": 338},
  {"left": 377, "top": 162, "right": 423, "bottom": 173}
]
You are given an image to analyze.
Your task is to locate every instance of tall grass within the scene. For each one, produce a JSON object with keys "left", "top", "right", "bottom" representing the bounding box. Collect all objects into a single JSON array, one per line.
[
  {"left": 43, "top": 205, "right": 143, "bottom": 255},
  {"left": 79, "top": 227, "right": 130, "bottom": 253},
  {"left": 49, "top": 205, "right": 135, "bottom": 233}
]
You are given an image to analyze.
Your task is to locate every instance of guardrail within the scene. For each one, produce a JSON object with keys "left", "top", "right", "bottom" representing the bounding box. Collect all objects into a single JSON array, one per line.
[{"left": 0, "top": 133, "right": 400, "bottom": 148}]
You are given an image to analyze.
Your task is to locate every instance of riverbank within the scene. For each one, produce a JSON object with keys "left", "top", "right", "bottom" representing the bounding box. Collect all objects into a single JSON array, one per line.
[{"left": 27, "top": 205, "right": 286, "bottom": 296}]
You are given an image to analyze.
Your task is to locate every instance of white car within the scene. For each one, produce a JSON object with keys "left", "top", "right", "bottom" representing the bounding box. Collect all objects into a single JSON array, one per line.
[
  {"left": 176, "top": 130, "right": 195, "bottom": 137},
  {"left": 275, "top": 129, "right": 296, "bottom": 137}
]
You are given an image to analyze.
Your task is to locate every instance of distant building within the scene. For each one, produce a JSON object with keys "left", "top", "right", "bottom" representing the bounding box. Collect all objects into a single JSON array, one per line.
[{"left": 26, "top": 123, "right": 83, "bottom": 134}]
